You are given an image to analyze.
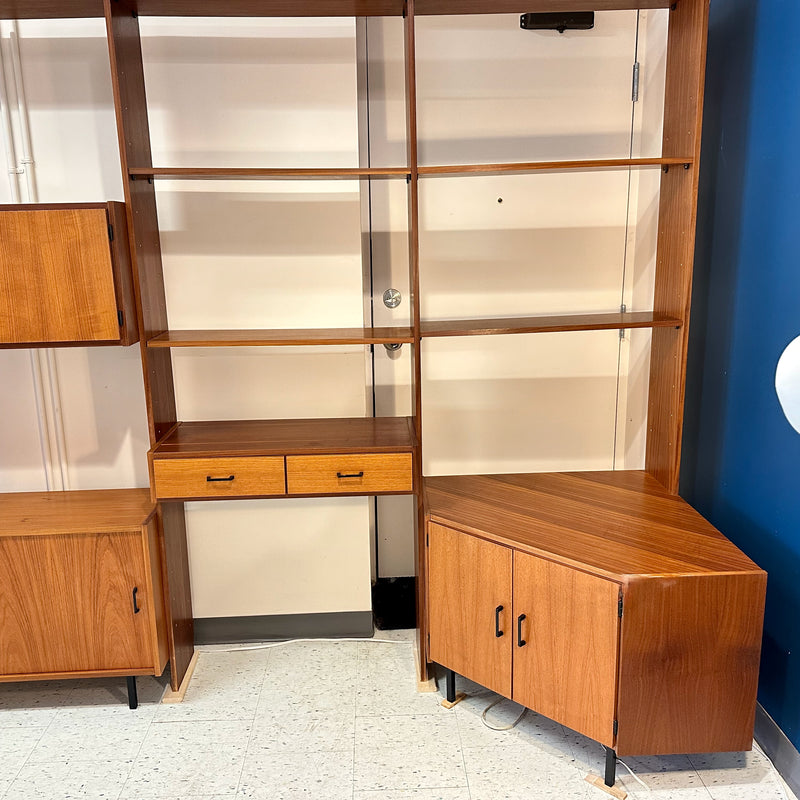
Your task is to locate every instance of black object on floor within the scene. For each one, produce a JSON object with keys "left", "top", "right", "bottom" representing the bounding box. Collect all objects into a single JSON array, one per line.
[{"left": 372, "top": 577, "right": 416, "bottom": 630}]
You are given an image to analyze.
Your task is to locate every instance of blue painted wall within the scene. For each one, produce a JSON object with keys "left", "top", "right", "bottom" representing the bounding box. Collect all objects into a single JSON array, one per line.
[{"left": 682, "top": 0, "right": 800, "bottom": 748}]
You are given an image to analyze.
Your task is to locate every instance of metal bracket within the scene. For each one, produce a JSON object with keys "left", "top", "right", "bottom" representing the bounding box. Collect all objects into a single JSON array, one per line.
[
  {"left": 632, "top": 61, "right": 640, "bottom": 103},
  {"left": 383, "top": 288, "right": 402, "bottom": 309}
]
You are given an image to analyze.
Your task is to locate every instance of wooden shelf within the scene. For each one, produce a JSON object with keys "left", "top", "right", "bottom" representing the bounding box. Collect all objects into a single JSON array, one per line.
[
  {"left": 0, "top": 489, "right": 155, "bottom": 537},
  {"left": 129, "top": 167, "right": 409, "bottom": 181},
  {"left": 419, "top": 157, "right": 692, "bottom": 178},
  {"left": 148, "top": 327, "right": 415, "bottom": 348},
  {"left": 151, "top": 417, "right": 417, "bottom": 459},
  {"left": 424, "top": 471, "right": 762, "bottom": 580},
  {"left": 4, "top": 0, "right": 671, "bottom": 19},
  {"left": 421, "top": 311, "right": 681, "bottom": 338}
]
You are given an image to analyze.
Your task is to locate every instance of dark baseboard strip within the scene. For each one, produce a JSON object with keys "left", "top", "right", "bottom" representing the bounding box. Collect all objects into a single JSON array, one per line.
[
  {"left": 754, "top": 702, "right": 800, "bottom": 798},
  {"left": 193, "top": 611, "right": 374, "bottom": 645}
]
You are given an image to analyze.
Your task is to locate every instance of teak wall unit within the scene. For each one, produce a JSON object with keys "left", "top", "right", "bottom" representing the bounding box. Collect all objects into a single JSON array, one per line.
[{"left": 0, "top": 0, "right": 767, "bottom": 784}]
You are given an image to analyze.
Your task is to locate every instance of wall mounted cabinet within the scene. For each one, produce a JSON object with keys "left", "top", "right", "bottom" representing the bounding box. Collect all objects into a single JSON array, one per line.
[{"left": 0, "top": 203, "right": 138, "bottom": 347}]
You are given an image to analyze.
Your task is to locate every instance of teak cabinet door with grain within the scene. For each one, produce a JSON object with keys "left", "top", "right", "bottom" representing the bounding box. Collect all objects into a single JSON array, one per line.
[
  {"left": 512, "top": 553, "right": 620, "bottom": 747},
  {"left": 0, "top": 203, "right": 137, "bottom": 346},
  {"left": 427, "top": 523, "right": 512, "bottom": 697},
  {"left": 0, "top": 531, "right": 155, "bottom": 676}
]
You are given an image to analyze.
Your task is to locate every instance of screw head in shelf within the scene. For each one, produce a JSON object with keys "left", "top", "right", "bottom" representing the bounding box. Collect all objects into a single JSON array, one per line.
[{"left": 383, "top": 288, "right": 402, "bottom": 309}]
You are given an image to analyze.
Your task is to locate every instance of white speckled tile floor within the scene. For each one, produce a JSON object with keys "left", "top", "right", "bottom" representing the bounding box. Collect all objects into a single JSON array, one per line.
[{"left": 0, "top": 630, "right": 796, "bottom": 800}]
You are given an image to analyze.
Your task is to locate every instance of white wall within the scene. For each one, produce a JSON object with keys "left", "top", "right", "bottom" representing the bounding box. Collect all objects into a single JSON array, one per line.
[{"left": 0, "top": 10, "right": 668, "bottom": 606}]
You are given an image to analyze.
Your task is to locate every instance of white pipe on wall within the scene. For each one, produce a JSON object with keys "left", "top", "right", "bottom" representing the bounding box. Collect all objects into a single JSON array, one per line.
[
  {"left": 0, "top": 21, "right": 69, "bottom": 491},
  {"left": 8, "top": 23, "right": 37, "bottom": 203},
  {"left": 0, "top": 31, "right": 21, "bottom": 203}
]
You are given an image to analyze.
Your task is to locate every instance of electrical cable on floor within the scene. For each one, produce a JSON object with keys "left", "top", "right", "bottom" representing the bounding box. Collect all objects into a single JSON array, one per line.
[
  {"left": 616, "top": 756, "right": 651, "bottom": 792},
  {"left": 200, "top": 636, "right": 410, "bottom": 653},
  {"left": 480, "top": 696, "right": 528, "bottom": 731}
]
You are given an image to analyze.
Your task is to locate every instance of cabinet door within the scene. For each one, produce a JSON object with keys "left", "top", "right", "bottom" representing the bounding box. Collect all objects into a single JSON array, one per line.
[
  {"left": 427, "top": 523, "right": 512, "bottom": 697},
  {"left": 0, "top": 531, "right": 154, "bottom": 676},
  {"left": 0, "top": 206, "right": 122, "bottom": 345},
  {"left": 512, "top": 553, "right": 620, "bottom": 746}
]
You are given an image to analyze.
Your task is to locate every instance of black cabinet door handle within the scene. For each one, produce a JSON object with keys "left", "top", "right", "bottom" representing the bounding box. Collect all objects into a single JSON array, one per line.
[
  {"left": 517, "top": 613, "right": 527, "bottom": 647},
  {"left": 206, "top": 475, "right": 235, "bottom": 482},
  {"left": 336, "top": 471, "right": 364, "bottom": 479},
  {"left": 132, "top": 586, "right": 141, "bottom": 614},
  {"left": 495, "top": 605, "right": 504, "bottom": 637}
]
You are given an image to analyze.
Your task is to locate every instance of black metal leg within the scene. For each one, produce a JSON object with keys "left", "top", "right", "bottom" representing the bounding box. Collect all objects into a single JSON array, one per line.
[
  {"left": 604, "top": 746, "right": 617, "bottom": 787},
  {"left": 126, "top": 676, "right": 138, "bottom": 710},
  {"left": 446, "top": 669, "right": 456, "bottom": 703}
]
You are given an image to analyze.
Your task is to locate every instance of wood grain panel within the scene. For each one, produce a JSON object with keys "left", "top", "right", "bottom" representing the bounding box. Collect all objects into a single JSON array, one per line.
[
  {"left": 143, "top": 518, "right": 169, "bottom": 674},
  {"left": 153, "top": 456, "right": 286, "bottom": 500},
  {"left": 419, "top": 157, "right": 691, "bottom": 176},
  {"left": 106, "top": 200, "right": 139, "bottom": 346},
  {"left": 0, "top": 531, "right": 153, "bottom": 675},
  {"left": 0, "top": 489, "right": 154, "bottom": 537},
  {"left": 427, "top": 523, "right": 512, "bottom": 697},
  {"left": 424, "top": 473, "right": 760, "bottom": 580},
  {"left": 617, "top": 572, "right": 766, "bottom": 756},
  {"left": 421, "top": 311, "right": 681, "bottom": 338},
  {"left": 286, "top": 453, "right": 413, "bottom": 495},
  {"left": 416, "top": 0, "right": 669, "bottom": 11},
  {"left": 157, "top": 502, "right": 194, "bottom": 692},
  {"left": 135, "top": 0, "right": 403, "bottom": 15},
  {"left": 151, "top": 417, "right": 417, "bottom": 457},
  {"left": 0, "top": 206, "right": 120, "bottom": 345},
  {"left": 130, "top": 167, "right": 408, "bottom": 180},
  {"left": 405, "top": 0, "right": 430, "bottom": 683},
  {"left": 105, "top": 0, "right": 176, "bottom": 444},
  {"left": 512, "top": 552, "right": 619, "bottom": 746},
  {"left": 147, "top": 326, "right": 415, "bottom": 347},
  {"left": 0, "top": 0, "right": 672, "bottom": 17},
  {"left": 646, "top": 0, "right": 710, "bottom": 493}
]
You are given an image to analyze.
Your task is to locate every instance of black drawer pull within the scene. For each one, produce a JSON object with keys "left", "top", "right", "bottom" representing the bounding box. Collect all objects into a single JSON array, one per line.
[
  {"left": 132, "top": 586, "right": 141, "bottom": 614},
  {"left": 207, "top": 475, "right": 235, "bottom": 482},
  {"left": 517, "top": 613, "right": 527, "bottom": 647},
  {"left": 336, "top": 471, "right": 364, "bottom": 479},
  {"left": 495, "top": 605, "right": 504, "bottom": 637}
]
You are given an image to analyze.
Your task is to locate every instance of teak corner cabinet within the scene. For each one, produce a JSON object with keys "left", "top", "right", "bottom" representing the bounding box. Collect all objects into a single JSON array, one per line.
[{"left": 0, "top": 0, "right": 767, "bottom": 785}]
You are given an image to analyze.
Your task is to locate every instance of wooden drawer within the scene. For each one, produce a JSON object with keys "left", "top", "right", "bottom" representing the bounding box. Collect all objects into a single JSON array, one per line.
[
  {"left": 152, "top": 457, "right": 286, "bottom": 500},
  {"left": 286, "top": 453, "right": 413, "bottom": 495}
]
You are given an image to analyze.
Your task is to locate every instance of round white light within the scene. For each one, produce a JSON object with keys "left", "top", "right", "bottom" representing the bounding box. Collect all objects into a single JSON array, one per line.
[{"left": 776, "top": 335, "right": 800, "bottom": 435}]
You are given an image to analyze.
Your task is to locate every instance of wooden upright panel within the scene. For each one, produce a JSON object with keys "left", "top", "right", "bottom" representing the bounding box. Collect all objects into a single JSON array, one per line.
[
  {"left": 616, "top": 572, "right": 766, "bottom": 756},
  {"left": 104, "top": 0, "right": 176, "bottom": 445},
  {"left": 646, "top": 0, "right": 710, "bottom": 493},
  {"left": 105, "top": 0, "right": 193, "bottom": 691},
  {"left": 512, "top": 552, "right": 620, "bottom": 747},
  {"left": 427, "top": 523, "right": 512, "bottom": 698},
  {"left": 405, "top": 0, "right": 430, "bottom": 684},
  {"left": 0, "top": 206, "right": 120, "bottom": 345}
]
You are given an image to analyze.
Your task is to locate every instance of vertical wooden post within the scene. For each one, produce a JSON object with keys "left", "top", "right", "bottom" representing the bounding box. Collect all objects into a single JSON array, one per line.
[
  {"left": 646, "top": 0, "right": 710, "bottom": 493},
  {"left": 404, "top": 0, "right": 429, "bottom": 682},
  {"left": 103, "top": 0, "right": 194, "bottom": 690}
]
